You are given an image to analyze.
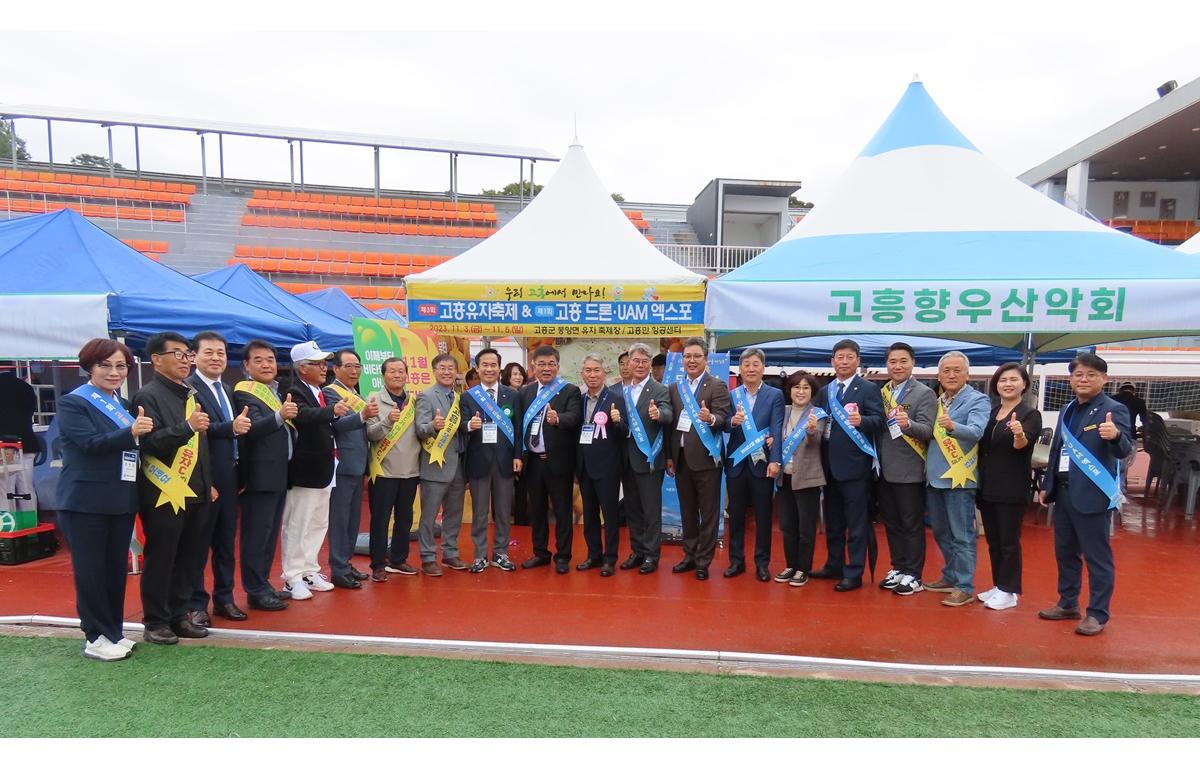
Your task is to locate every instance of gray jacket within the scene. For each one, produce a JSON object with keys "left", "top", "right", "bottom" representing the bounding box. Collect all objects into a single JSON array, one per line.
[
  {"left": 364, "top": 388, "right": 422, "bottom": 479},
  {"left": 780, "top": 404, "right": 826, "bottom": 490},
  {"left": 414, "top": 384, "right": 468, "bottom": 482},
  {"left": 324, "top": 384, "right": 369, "bottom": 477},
  {"left": 876, "top": 377, "right": 936, "bottom": 484}
]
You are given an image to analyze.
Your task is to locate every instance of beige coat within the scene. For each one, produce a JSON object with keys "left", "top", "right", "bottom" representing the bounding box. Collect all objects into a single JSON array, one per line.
[
  {"left": 780, "top": 404, "right": 826, "bottom": 490},
  {"left": 364, "top": 388, "right": 422, "bottom": 479}
]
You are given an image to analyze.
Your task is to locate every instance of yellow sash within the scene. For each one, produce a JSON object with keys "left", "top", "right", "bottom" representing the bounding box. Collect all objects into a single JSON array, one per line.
[
  {"left": 325, "top": 381, "right": 367, "bottom": 414},
  {"left": 234, "top": 380, "right": 294, "bottom": 427},
  {"left": 882, "top": 382, "right": 928, "bottom": 461},
  {"left": 369, "top": 395, "right": 416, "bottom": 482},
  {"left": 934, "top": 399, "right": 978, "bottom": 488},
  {"left": 422, "top": 391, "right": 461, "bottom": 466},
  {"left": 142, "top": 395, "right": 201, "bottom": 513}
]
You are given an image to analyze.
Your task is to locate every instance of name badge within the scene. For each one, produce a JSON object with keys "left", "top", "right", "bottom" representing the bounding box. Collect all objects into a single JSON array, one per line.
[
  {"left": 482, "top": 423, "right": 498, "bottom": 444},
  {"left": 823, "top": 419, "right": 832, "bottom": 439},
  {"left": 887, "top": 409, "right": 903, "bottom": 440},
  {"left": 579, "top": 424, "right": 595, "bottom": 445},
  {"left": 752, "top": 448, "right": 767, "bottom": 464},
  {"left": 1058, "top": 449, "right": 1070, "bottom": 473},
  {"left": 121, "top": 451, "right": 138, "bottom": 482},
  {"left": 530, "top": 416, "right": 542, "bottom": 436},
  {"left": 677, "top": 410, "right": 693, "bottom": 432}
]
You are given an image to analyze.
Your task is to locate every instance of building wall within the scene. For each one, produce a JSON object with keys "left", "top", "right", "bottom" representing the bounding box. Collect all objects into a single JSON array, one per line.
[{"left": 1085, "top": 180, "right": 1200, "bottom": 220}]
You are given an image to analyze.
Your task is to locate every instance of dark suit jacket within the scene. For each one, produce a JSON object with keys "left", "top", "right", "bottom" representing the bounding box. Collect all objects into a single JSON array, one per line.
[
  {"left": 233, "top": 379, "right": 291, "bottom": 493},
  {"left": 521, "top": 379, "right": 582, "bottom": 476},
  {"left": 723, "top": 383, "right": 785, "bottom": 479},
  {"left": 668, "top": 371, "right": 732, "bottom": 472},
  {"left": 978, "top": 402, "right": 1043, "bottom": 504},
  {"left": 186, "top": 372, "right": 238, "bottom": 493},
  {"left": 55, "top": 392, "right": 139, "bottom": 515},
  {"left": 132, "top": 373, "right": 211, "bottom": 510},
  {"left": 611, "top": 378, "right": 673, "bottom": 473},
  {"left": 324, "top": 384, "right": 369, "bottom": 478},
  {"left": 1041, "top": 393, "right": 1134, "bottom": 513},
  {"left": 576, "top": 386, "right": 623, "bottom": 481},
  {"left": 462, "top": 383, "right": 523, "bottom": 480},
  {"left": 816, "top": 375, "right": 884, "bottom": 482},
  {"left": 286, "top": 379, "right": 339, "bottom": 489}
]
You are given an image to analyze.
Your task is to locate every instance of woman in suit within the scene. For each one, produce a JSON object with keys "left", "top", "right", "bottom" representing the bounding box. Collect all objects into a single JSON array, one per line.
[
  {"left": 500, "top": 362, "right": 528, "bottom": 525},
  {"left": 56, "top": 338, "right": 154, "bottom": 661},
  {"left": 977, "top": 362, "right": 1042, "bottom": 611},
  {"left": 775, "top": 372, "right": 827, "bottom": 587}
]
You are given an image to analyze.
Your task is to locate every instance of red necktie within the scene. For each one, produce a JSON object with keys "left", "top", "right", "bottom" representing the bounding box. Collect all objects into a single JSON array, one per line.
[{"left": 317, "top": 389, "right": 327, "bottom": 407}]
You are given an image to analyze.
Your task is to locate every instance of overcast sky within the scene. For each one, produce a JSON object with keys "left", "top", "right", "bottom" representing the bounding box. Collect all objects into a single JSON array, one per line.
[{"left": 3, "top": 7, "right": 1197, "bottom": 206}]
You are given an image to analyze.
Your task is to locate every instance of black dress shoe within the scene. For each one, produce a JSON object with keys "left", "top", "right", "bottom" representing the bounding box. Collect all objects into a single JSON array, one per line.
[
  {"left": 619, "top": 553, "right": 645, "bottom": 570},
  {"left": 187, "top": 610, "right": 212, "bottom": 628},
  {"left": 600, "top": 563, "right": 615, "bottom": 577},
  {"left": 638, "top": 559, "right": 658, "bottom": 575},
  {"left": 213, "top": 603, "right": 248, "bottom": 621},
  {"left": 522, "top": 556, "right": 551, "bottom": 569},
  {"left": 170, "top": 618, "right": 209, "bottom": 639},
  {"left": 834, "top": 577, "right": 863, "bottom": 592},
  {"left": 248, "top": 593, "right": 287, "bottom": 611},
  {"left": 143, "top": 626, "right": 179, "bottom": 645},
  {"left": 723, "top": 562, "right": 746, "bottom": 578},
  {"left": 349, "top": 566, "right": 370, "bottom": 581},
  {"left": 554, "top": 560, "right": 570, "bottom": 574},
  {"left": 672, "top": 560, "right": 697, "bottom": 574},
  {"left": 576, "top": 559, "right": 603, "bottom": 571},
  {"left": 331, "top": 573, "right": 362, "bottom": 589},
  {"left": 810, "top": 565, "right": 843, "bottom": 580},
  {"left": 274, "top": 589, "right": 293, "bottom": 601},
  {"left": 696, "top": 568, "right": 709, "bottom": 581},
  {"left": 756, "top": 566, "right": 771, "bottom": 582}
]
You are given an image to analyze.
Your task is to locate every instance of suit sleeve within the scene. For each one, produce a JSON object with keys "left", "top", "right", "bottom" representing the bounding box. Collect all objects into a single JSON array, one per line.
[
  {"left": 325, "top": 389, "right": 364, "bottom": 434},
  {"left": 234, "top": 390, "right": 283, "bottom": 438},
  {"left": 953, "top": 394, "right": 990, "bottom": 443},
  {"left": 414, "top": 391, "right": 437, "bottom": 441},
  {"left": 654, "top": 384, "right": 673, "bottom": 425},
  {"left": 555, "top": 386, "right": 582, "bottom": 429},
  {"left": 133, "top": 390, "right": 196, "bottom": 462},
  {"left": 903, "top": 387, "right": 936, "bottom": 443},
  {"left": 56, "top": 396, "right": 137, "bottom": 456},
  {"left": 1107, "top": 403, "right": 1135, "bottom": 459},
  {"left": 206, "top": 388, "right": 238, "bottom": 441},
  {"left": 768, "top": 388, "right": 785, "bottom": 464},
  {"left": 858, "top": 383, "right": 885, "bottom": 435},
  {"left": 1020, "top": 408, "right": 1043, "bottom": 449},
  {"left": 291, "top": 386, "right": 338, "bottom": 425},
  {"left": 707, "top": 380, "right": 732, "bottom": 430}
]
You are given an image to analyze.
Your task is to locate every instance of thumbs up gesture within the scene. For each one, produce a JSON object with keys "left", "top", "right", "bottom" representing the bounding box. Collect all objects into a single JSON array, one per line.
[
  {"left": 1007, "top": 410, "right": 1024, "bottom": 439},
  {"left": 609, "top": 402, "right": 621, "bottom": 424},
  {"left": 469, "top": 411, "right": 483, "bottom": 431},
  {"left": 937, "top": 411, "right": 954, "bottom": 432},
  {"left": 698, "top": 399, "right": 712, "bottom": 425},
  {"left": 363, "top": 397, "right": 379, "bottom": 419},
  {"left": 806, "top": 410, "right": 819, "bottom": 435},
  {"left": 132, "top": 405, "right": 154, "bottom": 437},
  {"left": 233, "top": 405, "right": 252, "bottom": 436},
  {"left": 333, "top": 399, "right": 350, "bottom": 417},
  {"left": 1098, "top": 411, "right": 1119, "bottom": 441},
  {"left": 388, "top": 403, "right": 401, "bottom": 423},
  {"left": 894, "top": 407, "right": 910, "bottom": 430},
  {"left": 280, "top": 392, "right": 299, "bottom": 420},
  {"left": 731, "top": 404, "right": 745, "bottom": 427},
  {"left": 188, "top": 402, "right": 210, "bottom": 432},
  {"left": 648, "top": 398, "right": 660, "bottom": 422},
  {"left": 545, "top": 404, "right": 559, "bottom": 425},
  {"left": 433, "top": 407, "right": 445, "bottom": 430}
]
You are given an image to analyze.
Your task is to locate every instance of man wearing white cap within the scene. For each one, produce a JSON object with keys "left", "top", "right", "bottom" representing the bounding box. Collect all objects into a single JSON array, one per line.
[{"left": 280, "top": 341, "right": 350, "bottom": 599}]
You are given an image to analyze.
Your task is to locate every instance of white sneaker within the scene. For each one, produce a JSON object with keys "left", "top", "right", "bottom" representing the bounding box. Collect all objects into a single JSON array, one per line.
[
  {"left": 978, "top": 586, "right": 998, "bottom": 603},
  {"left": 286, "top": 579, "right": 313, "bottom": 600},
  {"left": 985, "top": 590, "right": 1018, "bottom": 611},
  {"left": 878, "top": 569, "right": 902, "bottom": 590},
  {"left": 110, "top": 636, "right": 137, "bottom": 652},
  {"left": 304, "top": 572, "right": 335, "bottom": 592},
  {"left": 83, "top": 636, "right": 130, "bottom": 662}
]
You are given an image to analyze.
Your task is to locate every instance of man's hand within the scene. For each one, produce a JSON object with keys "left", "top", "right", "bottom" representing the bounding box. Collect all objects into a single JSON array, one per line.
[
  {"left": 648, "top": 399, "right": 661, "bottom": 422},
  {"left": 546, "top": 405, "right": 559, "bottom": 425},
  {"left": 513, "top": 458, "right": 523, "bottom": 474},
  {"left": 937, "top": 412, "right": 954, "bottom": 432},
  {"left": 363, "top": 397, "right": 379, "bottom": 419},
  {"left": 1098, "top": 412, "right": 1119, "bottom": 441},
  {"left": 894, "top": 408, "right": 910, "bottom": 430},
  {"left": 433, "top": 408, "right": 445, "bottom": 431},
  {"left": 280, "top": 393, "right": 298, "bottom": 420},
  {"left": 132, "top": 406, "right": 154, "bottom": 437},
  {"left": 333, "top": 399, "right": 350, "bottom": 417},
  {"left": 731, "top": 405, "right": 745, "bottom": 428},
  {"left": 389, "top": 405, "right": 401, "bottom": 424},
  {"left": 666, "top": 458, "right": 675, "bottom": 477},
  {"left": 469, "top": 412, "right": 483, "bottom": 431},
  {"left": 698, "top": 400, "right": 712, "bottom": 425},
  {"left": 1038, "top": 490, "right": 1048, "bottom": 507},
  {"left": 188, "top": 404, "right": 210, "bottom": 432},
  {"left": 232, "top": 406, "right": 251, "bottom": 436},
  {"left": 609, "top": 403, "right": 621, "bottom": 424},
  {"left": 847, "top": 408, "right": 862, "bottom": 427},
  {"left": 210, "top": 486, "right": 219, "bottom": 502},
  {"left": 766, "top": 462, "right": 780, "bottom": 479}
]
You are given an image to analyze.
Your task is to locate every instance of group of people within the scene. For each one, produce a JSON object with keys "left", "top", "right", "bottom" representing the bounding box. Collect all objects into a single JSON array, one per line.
[{"left": 55, "top": 332, "right": 1133, "bottom": 661}]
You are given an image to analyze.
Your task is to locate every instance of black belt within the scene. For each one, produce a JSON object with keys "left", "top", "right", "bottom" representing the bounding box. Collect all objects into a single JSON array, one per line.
[{"left": 533, "top": 452, "right": 549, "bottom": 460}]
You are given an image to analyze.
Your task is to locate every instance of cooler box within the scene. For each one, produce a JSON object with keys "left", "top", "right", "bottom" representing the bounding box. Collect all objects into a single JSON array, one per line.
[
  {"left": 0, "top": 522, "right": 58, "bottom": 565},
  {"left": 1, "top": 441, "right": 37, "bottom": 533}
]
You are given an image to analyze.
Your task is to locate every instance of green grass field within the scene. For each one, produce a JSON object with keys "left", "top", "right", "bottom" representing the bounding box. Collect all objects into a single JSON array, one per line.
[{"left": 2, "top": 635, "right": 1196, "bottom": 737}]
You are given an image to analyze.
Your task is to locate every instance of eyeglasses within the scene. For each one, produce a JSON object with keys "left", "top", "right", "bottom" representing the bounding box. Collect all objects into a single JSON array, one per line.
[
  {"left": 301, "top": 360, "right": 328, "bottom": 367},
  {"left": 1071, "top": 371, "right": 1104, "bottom": 381},
  {"left": 682, "top": 353, "right": 705, "bottom": 360},
  {"left": 534, "top": 360, "right": 559, "bottom": 368},
  {"left": 154, "top": 349, "right": 195, "bottom": 361},
  {"left": 95, "top": 362, "right": 129, "bottom": 372},
  {"left": 337, "top": 363, "right": 363, "bottom": 370}
]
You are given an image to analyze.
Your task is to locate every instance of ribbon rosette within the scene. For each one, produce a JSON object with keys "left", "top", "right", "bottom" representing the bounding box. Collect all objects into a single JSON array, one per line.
[{"left": 594, "top": 410, "right": 608, "bottom": 439}]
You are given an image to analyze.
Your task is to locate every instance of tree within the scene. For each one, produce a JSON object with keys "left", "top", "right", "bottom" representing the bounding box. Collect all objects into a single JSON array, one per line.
[
  {"left": 611, "top": 192, "right": 625, "bottom": 202},
  {"left": 480, "top": 180, "right": 543, "bottom": 197},
  {"left": 71, "top": 153, "right": 124, "bottom": 170},
  {"left": 788, "top": 196, "right": 813, "bottom": 209},
  {"left": 0, "top": 122, "right": 30, "bottom": 161}
]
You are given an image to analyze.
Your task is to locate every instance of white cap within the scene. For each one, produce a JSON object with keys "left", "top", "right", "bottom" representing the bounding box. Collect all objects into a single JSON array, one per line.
[{"left": 290, "top": 341, "right": 333, "bottom": 363}]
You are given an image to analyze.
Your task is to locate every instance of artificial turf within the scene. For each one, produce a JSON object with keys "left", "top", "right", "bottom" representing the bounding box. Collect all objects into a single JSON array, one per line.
[{"left": 2, "top": 635, "right": 1196, "bottom": 737}]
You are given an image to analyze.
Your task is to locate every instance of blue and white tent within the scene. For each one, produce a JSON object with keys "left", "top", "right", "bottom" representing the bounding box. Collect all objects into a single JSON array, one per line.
[{"left": 706, "top": 80, "right": 1200, "bottom": 353}]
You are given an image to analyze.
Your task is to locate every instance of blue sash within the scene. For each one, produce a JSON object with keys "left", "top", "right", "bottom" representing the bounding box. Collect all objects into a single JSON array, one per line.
[
  {"left": 827, "top": 382, "right": 877, "bottom": 459},
  {"left": 1059, "top": 402, "right": 1121, "bottom": 510},
  {"left": 729, "top": 386, "right": 768, "bottom": 466},
  {"left": 677, "top": 377, "right": 722, "bottom": 462},
  {"left": 624, "top": 384, "right": 663, "bottom": 464},
  {"left": 467, "top": 385, "right": 515, "bottom": 447},
  {"left": 71, "top": 383, "right": 133, "bottom": 429},
  {"left": 522, "top": 377, "right": 568, "bottom": 438},
  {"left": 781, "top": 405, "right": 828, "bottom": 466}
]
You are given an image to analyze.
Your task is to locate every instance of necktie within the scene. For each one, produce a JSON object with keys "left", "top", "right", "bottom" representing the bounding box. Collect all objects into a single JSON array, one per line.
[
  {"left": 212, "top": 381, "right": 238, "bottom": 461},
  {"left": 837, "top": 382, "right": 846, "bottom": 401},
  {"left": 488, "top": 387, "right": 496, "bottom": 401},
  {"left": 317, "top": 389, "right": 327, "bottom": 407}
]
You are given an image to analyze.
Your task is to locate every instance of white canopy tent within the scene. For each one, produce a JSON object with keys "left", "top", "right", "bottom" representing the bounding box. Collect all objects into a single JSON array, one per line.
[
  {"left": 1179, "top": 231, "right": 1200, "bottom": 255},
  {"left": 0, "top": 293, "right": 109, "bottom": 360}
]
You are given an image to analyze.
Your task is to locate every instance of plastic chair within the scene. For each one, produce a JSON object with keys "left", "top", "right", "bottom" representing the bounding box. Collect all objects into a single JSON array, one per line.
[{"left": 1142, "top": 412, "right": 1172, "bottom": 497}]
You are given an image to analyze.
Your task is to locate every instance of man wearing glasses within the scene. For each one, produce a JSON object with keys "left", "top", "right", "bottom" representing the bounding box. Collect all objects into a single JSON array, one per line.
[
  {"left": 280, "top": 342, "right": 350, "bottom": 600},
  {"left": 414, "top": 353, "right": 471, "bottom": 576},
  {"left": 324, "top": 349, "right": 379, "bottom": 589},
  {"left": 132, "top": 332, "right": 214, "bottom": 644}
]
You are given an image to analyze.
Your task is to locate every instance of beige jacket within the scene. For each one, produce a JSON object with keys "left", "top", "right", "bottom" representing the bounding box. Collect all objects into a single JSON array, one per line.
[
  {"left": 364, "top": 388, "right": 422, "bottom": 479},
  {"left": 780, "top": 404, "right": 826, "bottom": 490}
]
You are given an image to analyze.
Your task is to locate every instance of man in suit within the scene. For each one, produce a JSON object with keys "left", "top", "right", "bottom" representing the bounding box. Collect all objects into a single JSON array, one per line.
[
  {"left": 723, "top": 348, "right": 784, "bottom": 581},
  {"left": 667, "top": 337, "right": 732, "bottom": 581},
  {"left": 133, "top": 332, "right": 214, "bottom": 645},
  {"left": 324, "top": 349, "right": 380, "bottom": 590},
  {"left": 520, "top": 345, "right": 582, "bottom": 574},
  {"left": 414, "top": 352, "right": 470, "bottom": 576},
  {"left": 461, "top": 348, "right": 523, "bottom": 573},
  {"left": 875, "top": 341, "right": 936, "bottom": 597},
  {"left": 813, "top": 338, "right": 885, "bottom": 592},
  {"left": 1039, "top": 352, "right": 1133, "bottom": 636},
  {"left": 186, "top": 331, "right": 252, "bottom": 625},
  {"left": 233, "top": 340, "right": 299, "bottom": 612},
  {"left": 612, "top": 343, "right": 672, "bottom": 574},
  {"left": 574, "top": 353, "right": 623, "bottom": 575},
  {"left": 280, "top": 341, "right": 349, "bottom": 599}
]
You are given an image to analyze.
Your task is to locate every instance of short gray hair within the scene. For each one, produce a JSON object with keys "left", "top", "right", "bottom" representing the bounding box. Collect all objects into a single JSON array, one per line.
[
  {"left": 937, "top": 350, "right": 970, "bottom": 369},
  {"left": 683, "top": 336, "right": 708, "bottom": 355},
  {"left": 627, "top": 342, "right": 654, "bottom": 360},
  {"left": 739, "top": 347, "right": 766, "bottom": 366},
  {"left": 582, "top": 353, "right": 605, "bottom": 367}
]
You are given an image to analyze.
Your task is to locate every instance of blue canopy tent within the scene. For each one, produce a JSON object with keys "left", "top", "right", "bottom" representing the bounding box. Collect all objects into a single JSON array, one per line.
[
  {"left": 295, "top": 286, "right": 382, "bottom": 323},
  {"left": 195, "top": 264, "right": 353, "bottom": 350},
  {"left": 373, "top": 306, "right": 408, "bottom": 325},
  {"left": 0, "top": 210, "right": 308, "bottom": 351},
  {"left": 732, "top": 335, "right": 1085, "bottom": 369}
]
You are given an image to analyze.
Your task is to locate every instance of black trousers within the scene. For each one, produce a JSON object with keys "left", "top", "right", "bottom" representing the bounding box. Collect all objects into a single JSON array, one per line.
[
  {"left": 578, "top": 471, "right": 621, "bottom": 564},
  {"left": 368, "top": 476, "right": 418, "bottom": 570},
  {"left": 58, "top": 510, "right": 135, "bottom": 643},
  {"left": 1053, "top": 489, "right": 1114, "bottom": 623},
  {"left": 877, "top": 479, "right": 927, "bottom": 578},
  {"left": 676, "top": 460, "right": 722, "bottom": 569},
  {"left": 822, "top": 475, "right": 872, "bottom": 580},
  {"left": 979, "top": 499, "right": 1024, "bottom": 594},
  {"left": 328, "top": 473, "right": 364, "bottom": 578},
  {"left": 512, "top": 470, "right": 530, "bottom": 526},
  {"left": 239, "top": 490, "right": 286, "bottom": 600},
  {"left": 777, "top": 482, "right": 821, "bottom": 572},
  {"left": 191, "top": 468, "right": 239, "bottom": 610},
  {"left": 139, "top": 500, "right": 213, "bottom": 630},
  {"left": 725, "top": 468, "right": 775, "bottom": 567},
  {"left": 622, "top": 466, "right": 664, "bottom": 561},
  {"left": 526, "top": 455, "right": 574, "bottom": 563}
]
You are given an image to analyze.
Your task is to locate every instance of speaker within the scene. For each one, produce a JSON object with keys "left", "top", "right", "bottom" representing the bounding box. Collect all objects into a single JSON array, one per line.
[{"left": 1157, "top": 80, "right": 1178, "bottom": 98}]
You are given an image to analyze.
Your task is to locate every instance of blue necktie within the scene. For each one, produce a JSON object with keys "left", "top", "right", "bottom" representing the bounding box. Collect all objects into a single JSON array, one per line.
[
  {"left": 837, "top": 382, "right": 846, "bottom": 402},
  {"left": 213, "top": 381, "right": 238, "bottom": 461}
]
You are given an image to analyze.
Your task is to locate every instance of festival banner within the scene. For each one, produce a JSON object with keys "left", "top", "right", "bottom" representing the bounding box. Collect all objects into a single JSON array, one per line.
[
  {"left": 660, "top": 350, "right": 730, "bottom": 539},
  {"left": 351, "top": 317, "right": 471, "bottom": 395}
]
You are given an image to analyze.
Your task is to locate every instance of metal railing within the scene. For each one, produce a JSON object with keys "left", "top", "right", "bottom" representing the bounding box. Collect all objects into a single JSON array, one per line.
[{"left": 655, "top": 244, "right": 766, "bottom": 274}]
